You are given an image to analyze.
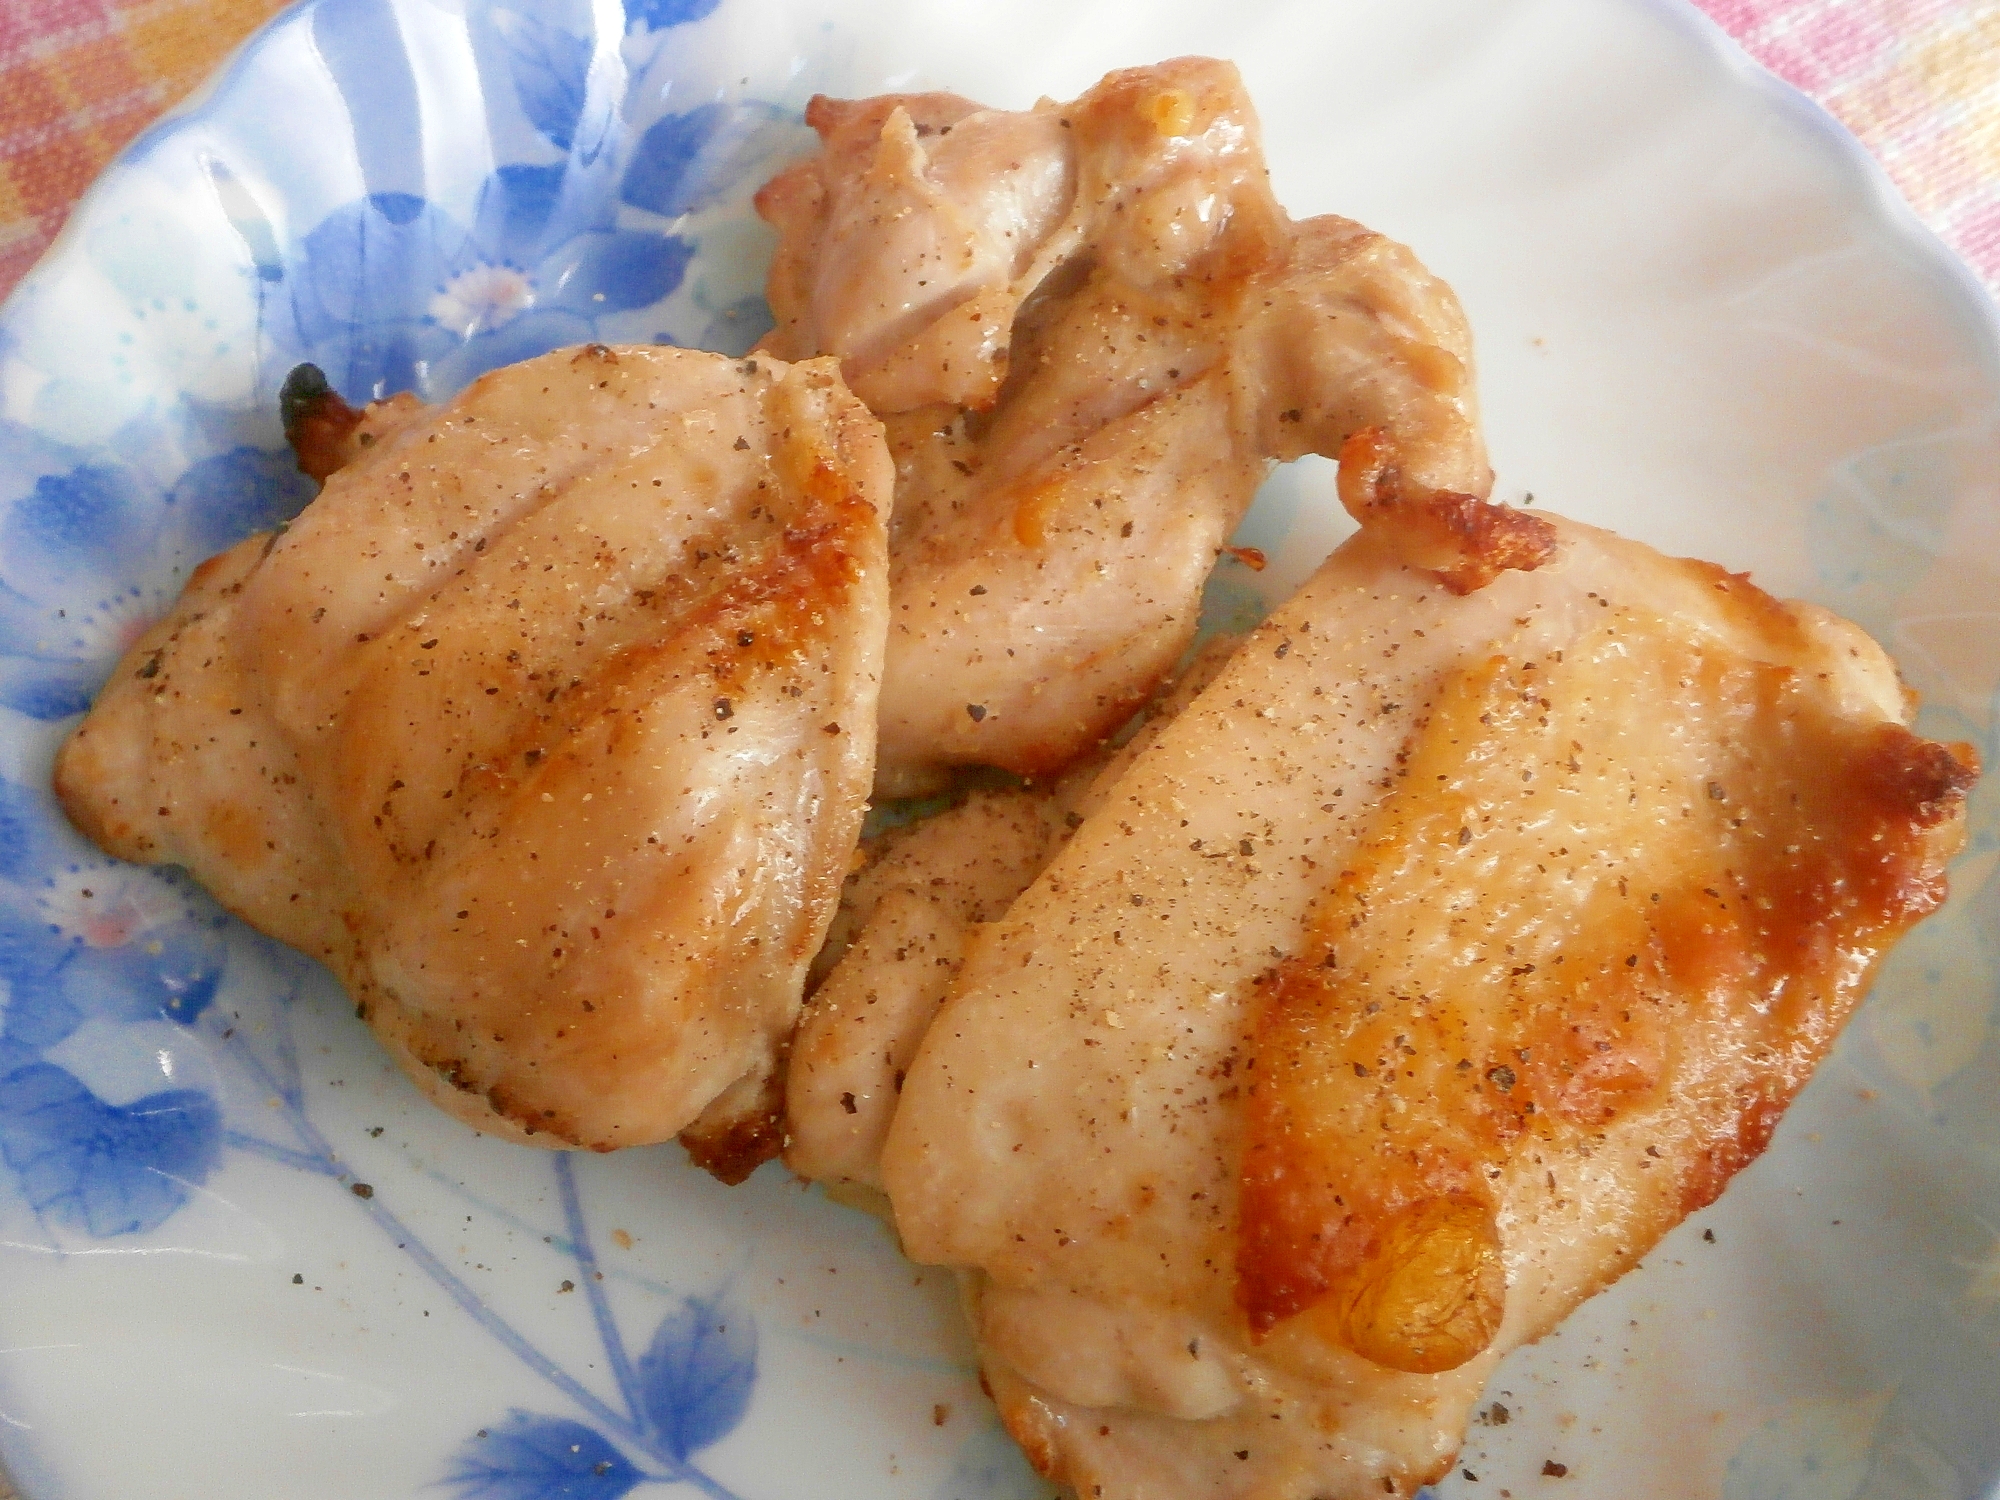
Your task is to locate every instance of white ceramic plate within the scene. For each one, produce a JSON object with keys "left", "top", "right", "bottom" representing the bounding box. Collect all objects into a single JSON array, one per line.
[{"left": 2, "top": 2, "right": 1997, "bottom": 1497}]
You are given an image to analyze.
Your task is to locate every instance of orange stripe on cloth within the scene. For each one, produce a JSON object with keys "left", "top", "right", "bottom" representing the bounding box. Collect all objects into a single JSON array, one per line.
[{"left": 0, "top": 0, "right": 290, "bottom": 297}]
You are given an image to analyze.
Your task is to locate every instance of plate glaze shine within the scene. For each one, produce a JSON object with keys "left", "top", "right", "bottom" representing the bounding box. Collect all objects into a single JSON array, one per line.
[{"left": 1, "top": 2, "right": 1997, "bottom": 1498}]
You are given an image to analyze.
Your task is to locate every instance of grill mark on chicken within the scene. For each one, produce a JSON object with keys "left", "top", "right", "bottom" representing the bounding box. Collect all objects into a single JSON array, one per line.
[
  {"left": 56, "top": 345, "right": 893, "bottom": 1165},
  {"left": 756, "top": 58, "right": 1529, "bottom": 792},
  {"left": 880, "top": 513, "right": 1975, "bottom": 1500}
]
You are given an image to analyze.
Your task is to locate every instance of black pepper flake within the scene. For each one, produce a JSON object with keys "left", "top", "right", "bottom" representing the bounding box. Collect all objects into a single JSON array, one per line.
[
  {"left": 1707, "top": 780, "right": 1726, "bottom": 800},
  {"left": 1487, "top": 1402, "right": 1509, "bottom": 1424},
  {"left": 558, "top": 1280, "right": 575, "bottom": 1293},
  {"left": 1542, "top": 1461, "right": 1568, "bottom": 1478},
  {"left": 1463, "top": 1471, "right": 1478, "bottom": 1483},
  {"left": 969, "top": 584, "right": 988, "bottom": 595},
  {"left": 1458, "top": 825, "right": 1472, "bottom": 846},
  {"left": 1703, "top": 1228, "right": 1715, "bottom": 1243},
  {"left": 737, "top": 630, "right": 755, "bottom": 647},
  {"left": 713, "top": 697, "right": 734, "bottom": 720},
  {"left": 733, "top": 436, "right": 750, "bottom": 450},
  {"left": 966, "top": 703, "right": 987, "bottom": 722},
  {"left": 135, "top": 651, "right": 162, "bottom": 680},
  {"left": 419, "top": 638, "right": 439, "bottom": 650},
  {"left": 350, "top": 1182, "right": 374, "bottom": 1199},
  {"left": 1275, "top": 639, "right": 1291, "bottom": 658},
  {"left": 292, "top": 1273, "right": 304, "bottom": 1284},
  {"left": 1487, "top": 1064, "right": 1516, "bottom": 1093},
  {"left": 822, "top": 722, "right": 842, "bottom": 735},
  {"left": 593, "top": 1460, "right": 614, "bottom": 1476},
  {"left": 1234, "top": 1451, "right": 1250, "bottom": 1461},
  {"left": 839, "top": 1091, "right": 858, "bottom": 1115}
]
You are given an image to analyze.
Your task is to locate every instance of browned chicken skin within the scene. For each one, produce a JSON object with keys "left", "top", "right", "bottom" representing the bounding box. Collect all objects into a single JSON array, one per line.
[
  {"left": 756, "top": 58, "right": 1496, "bottom": 792},
  {"left": 56, "top": 345, "right": 892, "bottom": 1168},
  {"left": 879, "top": 508, "right": 1975, "bottom": 1499}
]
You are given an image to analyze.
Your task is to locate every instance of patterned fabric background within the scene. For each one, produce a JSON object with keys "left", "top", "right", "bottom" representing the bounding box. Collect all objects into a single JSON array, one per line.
[
  {"left": 1699, "top": 0, "right": 2000, "bottom": 296},
  {"left": 0, "top": 0, "right": 291, "bottom": 294}
]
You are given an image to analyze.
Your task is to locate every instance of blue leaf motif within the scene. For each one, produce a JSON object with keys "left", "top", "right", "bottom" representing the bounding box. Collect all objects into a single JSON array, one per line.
[
  {"left": 2, "top": 462, "right": 154, "bottom": 584},
  {"left": 442, "top": 1413, "right": 643, "bottom": 1500},
  {"left": 623, "top": 0, "right": 724, "bottom": 32},
  {"left": 636, "top": 1288, "right": 757, "bottom": 1461},
  {"left": 620, "top": 104, "right": 732, "bottom": 219},
  {"left": 0, "top": 1062, "right": 221, "bottom": 1235},
  {"left": 167, "top": 446, "right": 316, "bottom": 559},
  {"left": 470, "top": 165, "right": 572, "bottom": 268},
  {"left": 504, "top": 15, "right": 595, "bottom": 154},
  {"left": 541, "top": 231, "right": 695, "bottom": 316}
]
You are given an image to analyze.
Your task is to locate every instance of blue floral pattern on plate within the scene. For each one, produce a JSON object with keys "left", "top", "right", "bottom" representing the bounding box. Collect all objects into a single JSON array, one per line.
[{"left": 0, "top": 0, "right": 1997, "bottom": 1496}]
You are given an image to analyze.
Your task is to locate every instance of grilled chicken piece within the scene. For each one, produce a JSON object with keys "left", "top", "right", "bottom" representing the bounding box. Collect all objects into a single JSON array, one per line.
[
  {"left": 878, "top": 511, "right": 1975, "bottom": 1499},
  {"left": 787, "top": 634, "right": 1244, "bottom": 1192},
  {"left": 786, "top": 784, "right": 1075, "bottom": 1192},
  {"left": 756, "top": 57, "right": 1493, "bottom": 792},
  {"left": 56, "top": 345, "right": 892, "bottom": 1172}
]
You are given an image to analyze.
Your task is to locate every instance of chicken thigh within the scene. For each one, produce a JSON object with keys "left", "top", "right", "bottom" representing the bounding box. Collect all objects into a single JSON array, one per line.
[
  {"left": 56, "top": 345, "right": 892, "bottom": 1172},
  {"left": 756, "top": 58, "right": 1494, "bottom": 791},
  {"left": 787, "top": 633, "right": 1242, "bottom": 1191},
  {"left": 879, "top": 508, "right": 1975, "bottom": 1498}
]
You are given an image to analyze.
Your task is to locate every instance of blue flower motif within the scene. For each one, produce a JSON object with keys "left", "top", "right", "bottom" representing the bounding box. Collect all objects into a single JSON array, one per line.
[
  {"left": 444, "top": 1414, "right": 645, "bottom": 1500},
  {"left": 288, "top": 1, "right": 697, "bottom": 407},
  {"left": 0, "top": 764, "right": 229, "bottom": 1235},
  {"left": 0, "top": 431, "right": 312, "bottom": 722},
  {"left": 0, "top": 885, "right": 225, "bottom": 1066},
  {"left": 290, "top": 167, "right": 694, "bottom": 403}
]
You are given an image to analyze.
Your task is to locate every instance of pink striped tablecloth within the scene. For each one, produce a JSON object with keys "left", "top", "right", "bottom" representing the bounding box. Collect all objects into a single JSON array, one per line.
[{"left": 1701, "top": 0, "right": 2000, "bottom": 296}]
